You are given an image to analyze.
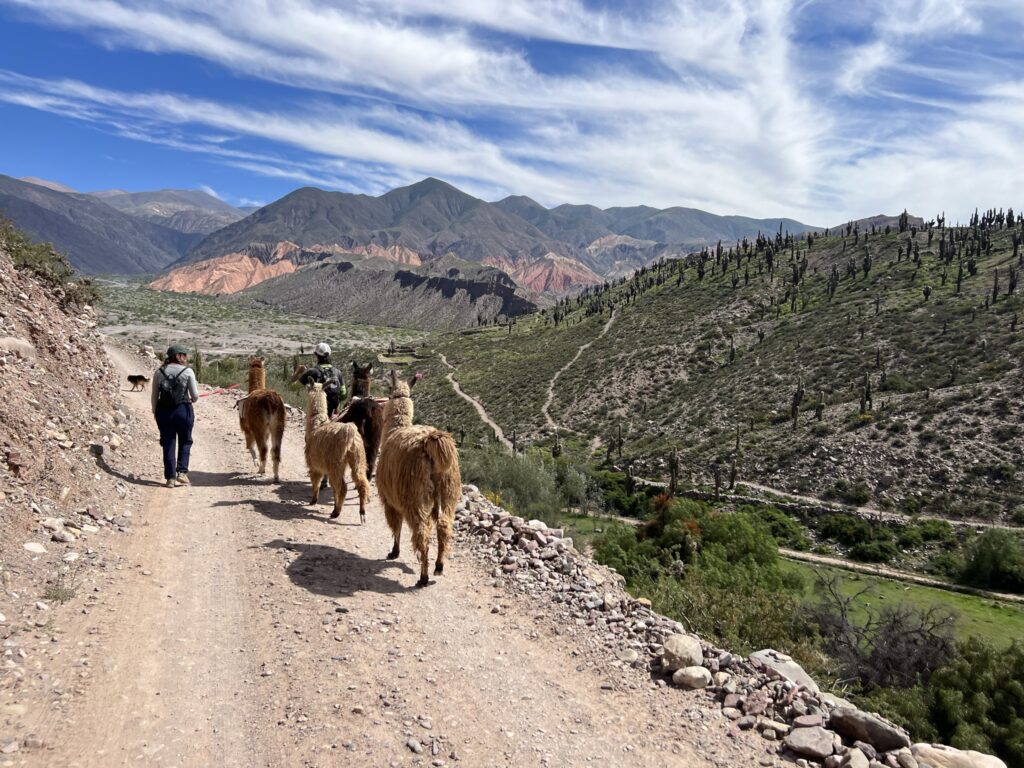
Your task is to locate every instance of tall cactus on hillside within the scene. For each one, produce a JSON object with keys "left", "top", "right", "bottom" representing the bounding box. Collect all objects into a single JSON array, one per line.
[{"left": 791, "top": 378, "right": 805, "bottom": 430}]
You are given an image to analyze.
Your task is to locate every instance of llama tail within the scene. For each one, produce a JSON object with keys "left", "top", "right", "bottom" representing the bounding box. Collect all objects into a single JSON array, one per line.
[{"left": 423, "top": 431, "right": 461, "bottom": 521}]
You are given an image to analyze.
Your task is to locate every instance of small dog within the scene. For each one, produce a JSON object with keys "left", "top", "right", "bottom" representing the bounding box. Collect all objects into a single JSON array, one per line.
[{"left": 127, "top": 374, "right": 150, "bottom": 391}]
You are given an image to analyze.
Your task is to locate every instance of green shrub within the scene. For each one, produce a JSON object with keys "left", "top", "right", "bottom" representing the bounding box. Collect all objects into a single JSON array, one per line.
[
  {"left": 0, "top": 217, "right": 99, "bottom": 307},
  {"left": 460, "top": 445, "right": 565, "bottom": 523},
  {"left": 878, "top": 639, "right": 1024, "bottom": 767},
  {"left": 960, "top": 530, "right": 1024, "bottom": 593},
  {"left": 848, "top": 540, "right": 899, "bottom": 563},
  {"left": 830, "top": 479, "right": 872, "bottom": 505},
  {"left": 740, "top": 504, "right": 811, "bottom": 550}
]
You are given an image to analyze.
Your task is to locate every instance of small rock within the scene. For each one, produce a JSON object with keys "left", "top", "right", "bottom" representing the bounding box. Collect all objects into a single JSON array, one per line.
[
  {"left": 793, "top": 714, "right": 824, "bottom": 728},
  {"left": 23, "top": 542, "right": 47, "bottom": 554},
  {"left": 0, "top": 740, "right": 19, "bottom": 755},
  {"left": 407, "top": 738, "right": 423, "bottom": 754}
]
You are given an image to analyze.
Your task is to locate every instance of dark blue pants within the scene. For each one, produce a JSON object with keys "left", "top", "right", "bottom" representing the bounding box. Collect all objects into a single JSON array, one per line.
[{"left": 156, "top": 403, "right": 194, "bottom": 479}]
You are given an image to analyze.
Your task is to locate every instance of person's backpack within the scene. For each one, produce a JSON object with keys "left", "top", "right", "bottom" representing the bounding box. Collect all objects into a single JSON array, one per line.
[
  {"left": 156, "top": 366, "right": 190, "bottom": 411},
  {"left": 320, "top": 364, "right": 343, "bottom": 397}
]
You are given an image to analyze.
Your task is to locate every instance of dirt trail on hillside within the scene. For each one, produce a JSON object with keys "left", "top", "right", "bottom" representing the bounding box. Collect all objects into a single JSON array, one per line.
[
  {"left": 542, "top": 309, "right": 618, "bottom": 433},
  {"left": 12, "top": 343, "right": 763, "bottom": 768},
  {"left": 438, "top": 353, "right": 513, "bottom": 451}
]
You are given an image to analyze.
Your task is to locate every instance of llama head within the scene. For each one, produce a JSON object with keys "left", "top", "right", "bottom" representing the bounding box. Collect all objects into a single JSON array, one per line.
[
  {"left": 248, "top": 356, "right": 265, "bottom": 369},
  {"left": 351, "top": 361, "right": 374, "bottom": 397},
  {"left": 305, "top": 382, "right": 329, "bottom": 428}
]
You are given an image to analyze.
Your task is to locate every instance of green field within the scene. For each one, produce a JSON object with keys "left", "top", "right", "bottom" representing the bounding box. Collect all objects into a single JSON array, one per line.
[{"left": 782, "top": 559, "right": 1024, "bottom": 649}]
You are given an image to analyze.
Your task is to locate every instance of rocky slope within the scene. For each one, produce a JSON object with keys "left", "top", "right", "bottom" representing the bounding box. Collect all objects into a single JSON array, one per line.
[
  {"left": 234, "top": 255, "right": 537, "bottom": 331},
  {"left": 0, "top": 237, "right": 155, "bottom": 724}
]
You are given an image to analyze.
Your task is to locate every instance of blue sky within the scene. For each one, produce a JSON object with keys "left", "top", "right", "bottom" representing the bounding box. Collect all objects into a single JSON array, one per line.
[{"left": 0, "top": 1, "right": 1022, "bottom": 223}]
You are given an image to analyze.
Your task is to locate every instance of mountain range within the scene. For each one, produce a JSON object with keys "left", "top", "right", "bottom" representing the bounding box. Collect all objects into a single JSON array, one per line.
[{"left": 0, "top": 172, "right": 839, "bottom": 326}]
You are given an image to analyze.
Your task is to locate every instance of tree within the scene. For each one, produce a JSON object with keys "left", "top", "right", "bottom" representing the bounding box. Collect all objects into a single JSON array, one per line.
[{"left": 961, "top": 529, "right": 1024, "bottom": 593}]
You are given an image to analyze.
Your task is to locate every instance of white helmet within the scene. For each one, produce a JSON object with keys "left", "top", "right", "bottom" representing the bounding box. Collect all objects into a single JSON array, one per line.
[{"left": 314, "top": 342, "right": 331, "bottom": 357}]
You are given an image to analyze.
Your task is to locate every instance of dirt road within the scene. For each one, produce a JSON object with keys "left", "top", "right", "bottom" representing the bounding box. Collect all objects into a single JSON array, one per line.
[
  {"left": 12, "top": 344, "right": 762, "bottom": 768},
  {"left": 437, "top": 353, "right": 512, "bottom": 451},
  {"left": 542, "top": 309, "right": 617, "bottom": 433}
]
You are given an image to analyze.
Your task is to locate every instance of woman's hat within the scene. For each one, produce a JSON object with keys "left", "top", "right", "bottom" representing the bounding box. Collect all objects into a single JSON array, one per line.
[
  {"left": 167, "top": 344, "right": 189, "bottom": 357},
  {"left": 315, "top": 342, "right": 331, "bottom": 356}
]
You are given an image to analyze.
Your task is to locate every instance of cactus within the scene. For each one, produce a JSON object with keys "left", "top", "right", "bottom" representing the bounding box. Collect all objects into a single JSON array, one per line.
[{"left": 791, "top": 378, "right": 805, "bottom": 430}]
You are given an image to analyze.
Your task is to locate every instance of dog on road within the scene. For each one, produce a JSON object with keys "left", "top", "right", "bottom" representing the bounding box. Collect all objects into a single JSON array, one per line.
[{"left": 127, "top": 374, "right": 150, "bottom": 391}]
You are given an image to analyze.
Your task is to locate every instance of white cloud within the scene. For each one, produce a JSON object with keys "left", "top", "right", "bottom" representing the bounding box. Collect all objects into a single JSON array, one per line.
[
  {"left": 198, "top": 184, "right": 221, "bottom": 199},
  {"left": 0, "top": 0, "right": 1021, "bottom": 222}
]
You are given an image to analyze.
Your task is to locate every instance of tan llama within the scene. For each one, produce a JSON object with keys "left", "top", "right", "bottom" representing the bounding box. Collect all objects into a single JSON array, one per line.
[
  {"left": 304, "top": 382, "right": 369, "bottom": 522},
  {"left": 376, "top": 370, "right": 461, "bottom": 587},
  {"left": 238, "top": 356, "right": 285, "bottom": 482}
]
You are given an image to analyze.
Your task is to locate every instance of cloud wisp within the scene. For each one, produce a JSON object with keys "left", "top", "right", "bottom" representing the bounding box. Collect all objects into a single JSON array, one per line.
[{"left": 0, "top": 0, "right": 1022, "bottom": 221}]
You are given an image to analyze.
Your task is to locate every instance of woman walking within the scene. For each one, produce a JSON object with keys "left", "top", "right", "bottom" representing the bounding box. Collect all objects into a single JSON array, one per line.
[{"left": 152, "top": 345, "right": 199, "bottom": 487}]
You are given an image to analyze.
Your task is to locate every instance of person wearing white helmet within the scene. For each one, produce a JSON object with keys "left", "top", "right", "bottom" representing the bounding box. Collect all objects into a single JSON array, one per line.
[{"left": 299, "top": 341, "right": 347, "bottom": 416}]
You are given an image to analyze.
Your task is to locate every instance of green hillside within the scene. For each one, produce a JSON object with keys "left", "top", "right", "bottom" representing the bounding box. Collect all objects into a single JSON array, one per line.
[{"left": 422, "top": 212, "right": 1024, "bottom": 521}]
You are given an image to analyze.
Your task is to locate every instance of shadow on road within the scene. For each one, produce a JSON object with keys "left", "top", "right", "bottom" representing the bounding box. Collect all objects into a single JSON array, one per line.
[
  {"left": 184, "top": 470, "right": 247, "bottom": 488},
  {"left": 263, "top": 539, "right": 415, "bottom": 596},
  {"left": 93, "top": 454, "right": 164, "bottom": 488}
]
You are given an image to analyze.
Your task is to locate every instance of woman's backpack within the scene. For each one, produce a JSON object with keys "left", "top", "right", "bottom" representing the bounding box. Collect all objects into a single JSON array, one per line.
[{"left": 156, "top": 366, "right": 190, "bottom": 410}]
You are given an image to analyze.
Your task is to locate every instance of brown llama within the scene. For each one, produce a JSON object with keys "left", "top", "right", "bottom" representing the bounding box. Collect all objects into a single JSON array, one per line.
[
  {"left": 304, "top": 383, "right": 369, "bottom": 522},
  {"left": 338, "top": 361, "right": 385, "bottom": 479},
  {"left": 238, "top": 356, "right": 285, "bottom": 482},
  {"left": 376, "top": 370, "right": 461, "bottom": 587}
]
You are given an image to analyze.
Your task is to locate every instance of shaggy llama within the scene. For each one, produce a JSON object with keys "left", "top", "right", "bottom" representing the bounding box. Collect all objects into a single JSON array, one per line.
[
  {"left": 376, "top": 370, "right": 461, "bottom": 587},
  {"left": 238, "top": 357, "right": 285, "bottom": 482},
  {"left": 338, "top": 361, "right": 385, "bottom": 479},
  {"left": 304, "top": 382, "right": 369, "bottom": 522}
]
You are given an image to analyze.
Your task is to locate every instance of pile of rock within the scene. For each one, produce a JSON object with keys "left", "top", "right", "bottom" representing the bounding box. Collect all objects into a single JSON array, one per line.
[{"left": 454, "top": 485, "right": 1006, "bottom": 768}]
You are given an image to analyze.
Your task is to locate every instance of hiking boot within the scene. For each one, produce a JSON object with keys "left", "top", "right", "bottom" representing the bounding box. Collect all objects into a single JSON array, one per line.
[
  {"left": 165, "top": 478, "right": 178, "bottom": 488},
  {"left": 176, "top": 473, "right": 191, "bottom": 485}
]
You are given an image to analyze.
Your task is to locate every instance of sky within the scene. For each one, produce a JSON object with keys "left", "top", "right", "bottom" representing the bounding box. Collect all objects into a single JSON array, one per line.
[{"left": 0, "top": 0, "right": 1022, "bottom": 224}]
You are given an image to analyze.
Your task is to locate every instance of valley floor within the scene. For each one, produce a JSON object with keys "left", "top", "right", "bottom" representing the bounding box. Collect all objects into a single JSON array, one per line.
[{"left": 7, "top": 344, "right": 768, "bottom": 768}]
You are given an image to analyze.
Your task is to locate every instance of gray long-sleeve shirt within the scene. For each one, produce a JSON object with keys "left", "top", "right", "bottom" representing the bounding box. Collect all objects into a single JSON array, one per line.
[{"left": 151, "top": 363, "right": 200, "bottom": 414}]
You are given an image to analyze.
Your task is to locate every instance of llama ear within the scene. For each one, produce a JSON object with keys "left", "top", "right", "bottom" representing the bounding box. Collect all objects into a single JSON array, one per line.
[
  {"left": 408, "top": 371, "right": 423, "bottom": 388},
  {"left": 352, "top": 360, "right": 358, "bottom": 370},
  {"left": 389, "top": 368, "right": 399, "bottom": 388},
  {"left": 366, "top": 363, "right": 373, "bottom": 373}
]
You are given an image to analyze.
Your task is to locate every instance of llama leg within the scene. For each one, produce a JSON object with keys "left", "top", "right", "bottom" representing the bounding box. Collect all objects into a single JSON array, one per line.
[
  {"left": 329, "top": 472, "right": 347, "bottom": 519},
  {"left": 256, "top": 431, "right": 268, "bottom": 475},
  {"left": 242, "top": 424, "right": 260, "bottom": 468},
  {"left": 270, "top": 419, "right": 283, "bottom": 483},
  {"left": 356, "top": 476, "right": 368, "bottom": 524},
  {"left": 435, "top": 507, "right": 453, "bottom": 576},
  {"left": 413, "top": 520, "right": 435, "bottom": 587},
  {"left": 310, "top": 471, "right": 323, "bottom": 504},
  {"left": 383, "top": 503, "right": 402, "bottom": 559}
]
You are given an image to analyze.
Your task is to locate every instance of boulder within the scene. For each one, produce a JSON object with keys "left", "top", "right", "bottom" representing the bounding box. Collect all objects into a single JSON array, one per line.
[
  {"left": 671, "top": 666, "right": 711, "bottom": 690},
  {"left": 785, "top": 726, "right": 835, "bottom": 759},
  {"left": 842, "top": 749, "right": 870, "bottom": 768},
  {"left": 910, "top": 743, "right": 1007, "bottom": 768},
  {"left": 830, "top": 708, "right": 911, "bottom": 752},
  {"left": 662, "top": 634, "right": 703, "bottom": 671},
  {"left": 749, "top": 648, "right": 821, "bottom": 693}
]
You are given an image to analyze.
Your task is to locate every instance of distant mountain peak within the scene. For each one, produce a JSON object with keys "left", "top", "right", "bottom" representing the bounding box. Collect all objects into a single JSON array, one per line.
[{"left": 20, "top": 177, "right": 77, "bottom": 194}]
